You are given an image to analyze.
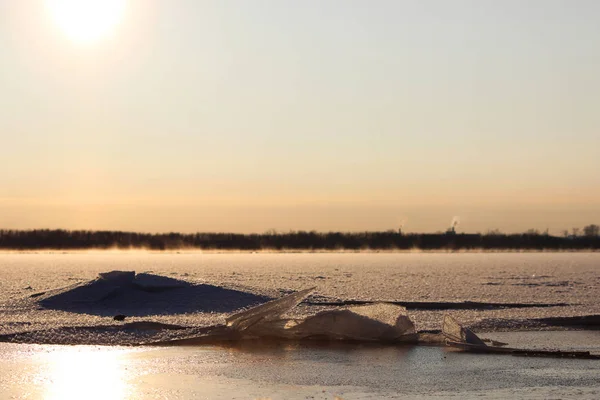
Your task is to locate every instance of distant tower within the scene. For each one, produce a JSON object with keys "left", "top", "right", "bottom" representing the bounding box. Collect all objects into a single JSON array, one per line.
[{"left": 446, "top": 217, "right": 459, "bottom": 235}]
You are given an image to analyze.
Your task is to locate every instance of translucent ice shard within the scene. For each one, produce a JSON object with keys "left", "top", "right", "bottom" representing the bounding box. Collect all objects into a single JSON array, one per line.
[{"left": 226, "top": 287, "right": 315, "bottom": 331}]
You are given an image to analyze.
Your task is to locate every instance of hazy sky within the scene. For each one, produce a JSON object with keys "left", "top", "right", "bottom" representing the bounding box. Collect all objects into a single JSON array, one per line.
[{"left": 1, "top": 0, "right": 599, "bottom": 233}]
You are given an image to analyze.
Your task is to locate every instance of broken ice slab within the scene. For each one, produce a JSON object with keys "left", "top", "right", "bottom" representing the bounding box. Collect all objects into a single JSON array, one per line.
[
  {"left": 442, "top": 314, "right": 600, "bottom": 360},
  {"left": 442, "top": 314, "right": 487, "bottom": 346},
  {"left": 246, "top": 303, "right": 416, "bottom": 342},
  {"left": 225, "top": 287, "right": 315, "bottom": 331}
]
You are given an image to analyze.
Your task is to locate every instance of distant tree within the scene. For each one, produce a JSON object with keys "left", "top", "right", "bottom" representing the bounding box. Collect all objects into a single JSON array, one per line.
[
  {"left": 572, "top": 227, "right": 581, "bottom": 237},
  {"left": 0, "top": 227, "right": 599, "bottom": 251},
  {"left": 583, "top": 224, "right": 600, "bottom": 237},
  {"left": 485, "top": 229, "right": 503, "bottom": 236},
  {"left": 561, "top": 230, "right": 569, "bottom": 238}
]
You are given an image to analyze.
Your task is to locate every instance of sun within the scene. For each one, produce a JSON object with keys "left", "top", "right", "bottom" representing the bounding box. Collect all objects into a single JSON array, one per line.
[{"left": 46, "top": 0, "right": 127, "bottom": 44}]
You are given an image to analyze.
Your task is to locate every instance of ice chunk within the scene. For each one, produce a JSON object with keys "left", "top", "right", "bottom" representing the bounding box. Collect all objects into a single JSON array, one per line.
[
  {"left": 226, "top": 287, "right": 315, "bottom": 330},
  {"left": 98, "top": 271, "right": 135, "bottom": 284},
  {"left": 442, "top": 314, "right": 486, "bottom": 346},
  {"left": 133, "top": 273, "right": 191, "bottom": 291},
  {"left": 226, "top": 289, "right": 416, "bottom": 342},
  {"left": 279, "top": 303, "right": 416, "bottom": 341}
]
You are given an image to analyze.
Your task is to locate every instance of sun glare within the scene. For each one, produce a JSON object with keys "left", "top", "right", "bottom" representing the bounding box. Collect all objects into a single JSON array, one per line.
[
  {"left": 46, "top": 0, "right": 127, "bottom": 44},
  {"left": 40, "top": 347, "right": 133, "bottom": 399}
]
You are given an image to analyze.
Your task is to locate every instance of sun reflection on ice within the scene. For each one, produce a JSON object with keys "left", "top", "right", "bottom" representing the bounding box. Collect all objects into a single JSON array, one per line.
[{"left": 39, "top": 347, "right": 133, "bottom": 400}]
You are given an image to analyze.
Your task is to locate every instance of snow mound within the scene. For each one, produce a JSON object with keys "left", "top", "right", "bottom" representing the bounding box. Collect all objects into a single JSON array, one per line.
[{"left": 33, "top": 271, "right": 269, "bottom": 317}]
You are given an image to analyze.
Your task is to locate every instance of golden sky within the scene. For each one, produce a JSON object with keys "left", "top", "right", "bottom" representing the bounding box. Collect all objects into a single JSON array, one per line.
[{"left": 1, "top": 1, "right": 599, "bottom": 233}]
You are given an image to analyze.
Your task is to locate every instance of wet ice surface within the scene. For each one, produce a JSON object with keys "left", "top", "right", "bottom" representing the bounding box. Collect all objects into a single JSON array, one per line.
[{"left": 1, "top": 335, "right": 600, "bottom": 399}]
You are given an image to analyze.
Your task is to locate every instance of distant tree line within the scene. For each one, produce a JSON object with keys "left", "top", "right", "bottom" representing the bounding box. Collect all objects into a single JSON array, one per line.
[{"left": 0, "top": 226, "right": 599, "bottom": 251}]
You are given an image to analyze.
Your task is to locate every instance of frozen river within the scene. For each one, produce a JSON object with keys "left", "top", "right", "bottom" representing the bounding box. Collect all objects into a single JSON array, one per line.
[
  {"left": 1, "top": 252, "right": 599, "bottom": 398},
  {"left": 1, "top": 252, "right": 599, "bottom": 334}
]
